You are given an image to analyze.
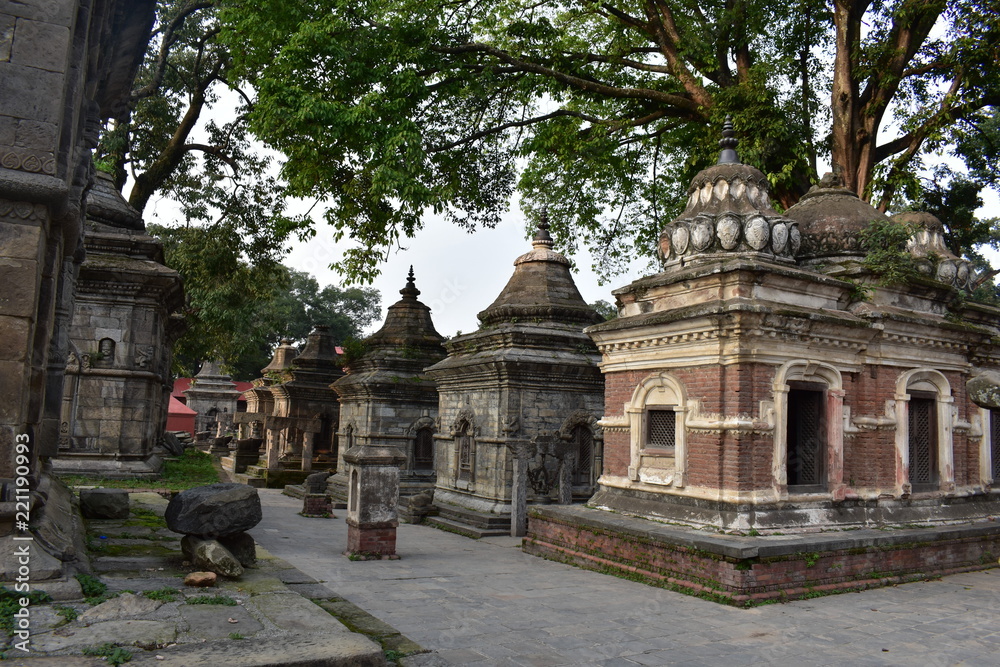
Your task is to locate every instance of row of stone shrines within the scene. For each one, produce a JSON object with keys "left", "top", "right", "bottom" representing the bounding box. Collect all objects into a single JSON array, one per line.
[{"left": 229, "top": 124, "right": 1000, "bottom": 541}]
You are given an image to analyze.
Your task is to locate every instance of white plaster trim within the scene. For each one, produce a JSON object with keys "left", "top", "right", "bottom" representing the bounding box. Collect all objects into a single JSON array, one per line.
[{"left": 893, "top": 368, "right": 955, "bottom": 496}]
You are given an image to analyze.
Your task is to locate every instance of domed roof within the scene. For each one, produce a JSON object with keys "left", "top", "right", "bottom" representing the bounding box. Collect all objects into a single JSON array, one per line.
[
  {"left": 86, "top": 171, "right": 144, "bottom": 231},
  {"left": 658, "top": 119, "right": 799, "bottom": 267},
  {"left": 477, "top": 215, "right": 603, "bottom": 327},
  {"left": 364, "top": 267, "right": 446, "bottom": 353},
  {"left": 783, "top": 172, "right": 890, "bottom": 261},
  {"left": 893, "top": 211, "right": 976, "bottom": 290}
]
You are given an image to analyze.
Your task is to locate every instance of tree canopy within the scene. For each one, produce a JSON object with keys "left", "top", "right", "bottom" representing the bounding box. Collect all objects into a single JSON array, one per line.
[{"left": 220, "top": 0, "right": 1000, "bottom": 281}]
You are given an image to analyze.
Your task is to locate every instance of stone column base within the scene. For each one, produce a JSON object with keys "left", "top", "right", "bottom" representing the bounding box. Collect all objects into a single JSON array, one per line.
[{"left": 346, "top": 519, "right": 399, "bottom": 558}]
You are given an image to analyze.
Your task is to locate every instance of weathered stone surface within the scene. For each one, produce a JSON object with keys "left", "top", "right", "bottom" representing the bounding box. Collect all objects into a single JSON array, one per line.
[
  {"left": 165, "top": 484, "right": 262, "bottom": 537},
  {"left": 968, "top": 372, "right": 1000, "bottom": 409},
  {"left": 218, "top": 531, "right": 256, "bottom": 567},
  {"left": 126, "top": 632, "right": 384, "bottom": 667},
  {"left": 31, "top": 619, "right": 178, "bottom": 652},
  {"left": 79, "top": 592, "right": 162, "bottom": 624},
  {"left": 303, "top": 470, "right": 330, "bottom": 494},
  {"left": 161, "top": 431, "right": 184, "bottom": 456},
  {"left": 181, "top": 535, "right": 244, "bottom": 578},
  {"left": 0, "top": 537, "right": 64, "bottom": 581},
  {"left": 80, "top": 488, "right": 129, "bottom": 519},
  {"left": 183, "top": 571, "right": 217, "bottom": 587}
]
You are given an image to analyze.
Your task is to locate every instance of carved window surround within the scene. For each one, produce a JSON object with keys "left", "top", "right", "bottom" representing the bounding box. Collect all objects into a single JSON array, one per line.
[{"left": 893, "top": 369, "right": 955, "bottom": 496}]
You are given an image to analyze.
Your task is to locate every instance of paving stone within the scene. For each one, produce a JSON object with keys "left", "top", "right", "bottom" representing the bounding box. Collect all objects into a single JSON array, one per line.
[
  {"left": 127, "top": 633, "right": 384, "bottom": 666},
  {"left": 31, "top": 619, "right": 178, "bottom": 652},
  {"left": 178, "top": 603, "right": 263, "bottom": 640}
]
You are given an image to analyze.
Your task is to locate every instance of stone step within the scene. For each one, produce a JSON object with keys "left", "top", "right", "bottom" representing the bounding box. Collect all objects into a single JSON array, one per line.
[
  {"left": 425, "top": 515, "right": 510, "bottom": 539},
  {"left": 436, "top": 504, "right": 512, "bottom": 531}
]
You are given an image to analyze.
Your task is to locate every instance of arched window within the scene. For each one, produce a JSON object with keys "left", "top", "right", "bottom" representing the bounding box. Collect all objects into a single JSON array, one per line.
[
  {"left": 456, "top": 421, "right": 474, "bottom": 482},
  {"left": 773, "top": 361, "right": 844, "bottom": 497},
  {"left": 625, "top": 372, "right": 688, "bottom": 487},
  {"left": 349, "top": 469, "right": 359, "bottom": 513},
  {"left": 414, "top": 427, "right": 434, "bottom": 471},
  {"left": 895, "top": 369, "right": 953, "bottom": 494}
]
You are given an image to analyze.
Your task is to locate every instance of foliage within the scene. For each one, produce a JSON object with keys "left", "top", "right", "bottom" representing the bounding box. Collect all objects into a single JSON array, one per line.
[
  {"left": 143, "top": 587, "right": 181, "bottom": 603},
  {"left": 860, "top": 218, "right": 921, "bottom": 286},
  {"left": 589, "top": 300, "right": 618, "bottom": 322},
  {"left": 0, "top": 587, "right": 51, "bottom": 635},
  {"left": 61, "top": 449, "right": 218, "bottom": 491},
  {"left": 74, "top": 574, "right": 108, "bottom": 601},
  {"left": 219, "top": 0, "right": 1000, "bottom": 282},
  {"left": 82, "top": 643, "right": 133, "bottom": 665},
  {"left": 230, "top": 269, "right": 381, "bottom": 379},
  {"left": 186, "top": 594, "right": 238, "bottom": 606},
  {"left": 54, "top": 605, "right": 79, "bottom": 623}
]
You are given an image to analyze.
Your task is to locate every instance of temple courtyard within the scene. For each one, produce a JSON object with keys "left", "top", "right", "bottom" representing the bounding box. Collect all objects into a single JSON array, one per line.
[{"left": 253, "top": 490, "right": 1000, "bottom": 666}]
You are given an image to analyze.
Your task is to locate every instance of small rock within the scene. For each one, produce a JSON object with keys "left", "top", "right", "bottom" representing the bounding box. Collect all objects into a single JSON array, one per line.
[
  {"left": 165, "top": 484, "right": 262, "bottom": 537},
  {"left": 184, "top": 571, "right": 217, "bottom": 587},
  {"left": 79, "top": 488, "right": 130, "bottom": 520}
]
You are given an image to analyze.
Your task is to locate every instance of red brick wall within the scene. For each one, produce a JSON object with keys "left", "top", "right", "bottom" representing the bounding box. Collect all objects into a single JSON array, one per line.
[
  {"left": 527, "top": 512, "right": 1000, "bottom": 606},
  {"left": 347, "top": 522, "right": 397, "bottom": 555}
]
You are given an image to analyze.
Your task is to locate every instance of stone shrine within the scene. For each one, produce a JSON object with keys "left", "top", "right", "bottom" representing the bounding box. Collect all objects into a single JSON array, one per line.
[
  {"left": 255, "top": 325, "right": 343, "bottom": 486},
  {"left": 525, "top": 122, "right": 1000, "bottom": 603},
  {"left": 0, "top": 0, "right": 155, "bottom": 572},
  {"left": 53, "top": 171, "right": 183, "bottom": 478},
  {"left": 330, "top": 268, "right": 446, "bottom": 514},
  {"left": 184, "top": 360, "right": 241, "bottom": 438},
  {"left": 424, "top": 219, "right": 605, "bottom": 536}
]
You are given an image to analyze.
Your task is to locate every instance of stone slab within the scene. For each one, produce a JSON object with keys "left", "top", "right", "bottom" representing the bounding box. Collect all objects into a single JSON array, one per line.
[
  {"left": 128, "top": 633, "right": 385, "bottom": 666},
  {"left": 178, "top": 603, "right": 263, "bottom": 640},
  {"left": 31, "top": 619, "right": 178, "bottom": 652},
  {"left": 245, "top": 593, "right": 356, "bottom": 636}
]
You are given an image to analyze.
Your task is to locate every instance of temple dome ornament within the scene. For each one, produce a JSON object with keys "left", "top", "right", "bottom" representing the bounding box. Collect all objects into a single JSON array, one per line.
[
  {"left": 658, "top": 118, "right": 799, "bottom": 268},
  {"left": 784, "top": 172, "right": 890, "bottom": 264},
  {"left": 894, "top": 211, "right": 977, "bottom": 291}
]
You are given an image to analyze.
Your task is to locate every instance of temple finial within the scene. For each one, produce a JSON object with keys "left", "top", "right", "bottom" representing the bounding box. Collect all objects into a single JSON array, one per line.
[
  {"left": 717, "top": 115, "right": 740, "bottom": 165},
  {"left": 533, "top": 209, "right": 554, "bottom": 249},
  {"left": 400, "top": 265, "right": 420, "bottom": 299}
]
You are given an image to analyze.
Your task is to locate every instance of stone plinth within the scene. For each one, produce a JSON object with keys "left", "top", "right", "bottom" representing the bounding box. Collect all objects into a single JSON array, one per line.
[
  {"left": 344, "top": 445, "right": 406, "bottom": 557},
  {"left": 424, "top": 219, "right": 605, "bottom": 535},
  {"left": 331, "top": 268, "right": 445, "bottom": 505}
]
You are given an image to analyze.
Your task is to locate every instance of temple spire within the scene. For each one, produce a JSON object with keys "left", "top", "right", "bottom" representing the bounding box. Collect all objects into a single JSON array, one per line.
[
  {"left": 717, "top": 116, "right": 740, "bottom": 165},
  {"left": 533, "top": 209, "right": 554, "bottom": 249},
  {"left": 400, "top": 265, "right": 420, "bottom": 299}
]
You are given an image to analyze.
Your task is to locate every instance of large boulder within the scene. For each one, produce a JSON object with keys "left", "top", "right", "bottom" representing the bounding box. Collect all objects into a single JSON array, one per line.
[
  {"left": 968, "top": 371, "right": 1000, "bottom": 409},
  {"left": 80, "top": 488, "right": 130, "bottom": 520},
  {"left": 165, "top": 484, "right": 262, "bottom": 537}
]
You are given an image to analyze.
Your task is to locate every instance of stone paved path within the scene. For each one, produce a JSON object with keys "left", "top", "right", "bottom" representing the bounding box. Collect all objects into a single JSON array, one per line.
[{"left": 254, "top": 490, "right": 1000, "bottom": 666}]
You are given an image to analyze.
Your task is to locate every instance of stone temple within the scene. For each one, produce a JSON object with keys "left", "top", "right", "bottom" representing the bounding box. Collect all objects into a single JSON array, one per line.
[{"left": 525, "top": 122, "right": 1000, "bottom": 603}]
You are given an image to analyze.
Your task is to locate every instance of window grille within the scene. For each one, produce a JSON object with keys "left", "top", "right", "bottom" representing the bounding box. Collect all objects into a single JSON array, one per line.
[
  {"left": 647, "top": 410, "right": 676, "bottom": 448},
  {"left": 414, "top": 428, "right": 434, "bottom": 471},
  {"left": 787, "top": 388, "right": 824, "bottom": 488},
  {"left": 571, "top": 425, "right": 593, "bottom": 485},
  {"left": 908, "top": 397, "right": 937, "bottom": 488}
]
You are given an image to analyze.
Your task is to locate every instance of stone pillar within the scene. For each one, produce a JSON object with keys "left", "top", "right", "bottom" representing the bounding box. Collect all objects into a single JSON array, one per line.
[
  {"left": 301, "top": 432, "right": 315, "bottom": 472},
  {"left": 344, "top": 445, "right": 406, "bottom": 558},
  {"left": 508, "top": 440, "right": 532, "bottom": 537},
  {"left": 558, "top": 453, "right": 575, "bottom": 505}
]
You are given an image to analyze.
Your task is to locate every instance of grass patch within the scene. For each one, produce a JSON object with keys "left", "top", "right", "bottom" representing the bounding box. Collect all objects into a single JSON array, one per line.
[
  {"left": 186, "top": 594, "right": 237, "bottom": 606},
  {"left": 143, "top": 587, "right": 180, "bottom": 602},
  {"left": 75, "top": 573, "right": 118, "bottom": 606},
  {"left": 54, "top": 605, "right": 79, "bottom": 623},
  {"left": 82, "top": 642, "right": 132, "bottom": 665},
  {"left": 0, "top": 586, "right": 51, "bottom": 635},
  {"left": 229, "top": 632, "right": 245, "bottom": 640},
  {"left": 126, "top": 507, "right": 168, "bottom": 530},
  {"left": 62, "top": 449, "right": 218, "bottom": 491}
]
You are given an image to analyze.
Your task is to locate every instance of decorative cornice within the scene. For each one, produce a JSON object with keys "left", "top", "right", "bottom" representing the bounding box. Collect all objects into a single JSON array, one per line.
[{"left": 0, "top": 149, "right": 56, "bottom": 176}]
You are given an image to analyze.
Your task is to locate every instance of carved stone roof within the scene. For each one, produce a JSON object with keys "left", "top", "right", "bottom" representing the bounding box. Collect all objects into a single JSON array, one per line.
[
  {"left": 86, "top": 171, "right": 144, "bottom": 231},
  {"left": 288, "top": 325, "right": 343, "bottom": 385},
  {"left": 363, "top": 267, "right": 446, "bottom": 356},
  {"left": 261, "top": 338, "right": 298, "bottom": 378},
  {"left": 185, "top": 361, "right": 240, "bottom": 399},
  {"left": 894, "top": 211, "right": 976, "bottom": 291},
  {"left": 477, "top": 215, "right": 603, "bottom": 328},
  {"left": 658, "top": 119, "right": 799, "bottom": 268},
  {"left": 784, "top": 172, "right": 890, "bottom": 262}
]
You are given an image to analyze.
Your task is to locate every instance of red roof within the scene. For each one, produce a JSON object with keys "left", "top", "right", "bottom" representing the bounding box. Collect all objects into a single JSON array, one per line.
[
  {"left": 167, "top": 394, "right": 196, "bottom": 415},
  {"left": 172, "top": 377, "right": 252, "bottom": 402}
]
